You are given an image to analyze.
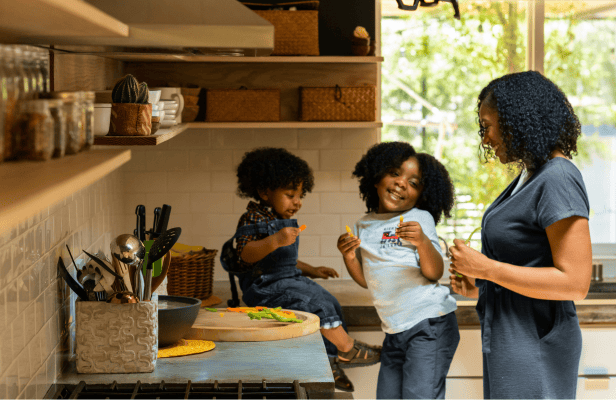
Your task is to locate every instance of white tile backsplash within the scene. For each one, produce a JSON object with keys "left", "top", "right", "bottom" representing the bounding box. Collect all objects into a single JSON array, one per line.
[{"left": 0, "top": 171, "right": 124, "bottom": 399}]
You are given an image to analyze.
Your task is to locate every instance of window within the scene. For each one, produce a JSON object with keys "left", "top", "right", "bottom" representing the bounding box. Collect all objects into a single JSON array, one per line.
[{"left": 382, "top": 0, "right": 616, "bottom": 245}]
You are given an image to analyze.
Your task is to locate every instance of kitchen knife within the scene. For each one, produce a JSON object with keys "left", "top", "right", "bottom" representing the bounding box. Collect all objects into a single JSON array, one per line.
[
  {"left": 135, "top": 205, "right": 146, "bottom": 242},
  {"left": 156, "top": 204, "right": 172, "bottom": 235},
  {"left": 150, "top": 207, "right": 162, "bottom": 240}
]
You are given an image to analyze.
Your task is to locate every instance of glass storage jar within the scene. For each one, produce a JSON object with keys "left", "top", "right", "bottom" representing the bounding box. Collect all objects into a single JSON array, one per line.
[
  {"left": 13, "top": 99, "right": 54, "bottom": 161},
  {"left": 48, "top": 99, "right": 66, "bottom": 158}
]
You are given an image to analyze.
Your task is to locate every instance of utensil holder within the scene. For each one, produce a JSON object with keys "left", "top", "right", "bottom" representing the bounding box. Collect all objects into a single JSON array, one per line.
[{"left": 75, "top": 294, "right": 158, "bottom": 373}]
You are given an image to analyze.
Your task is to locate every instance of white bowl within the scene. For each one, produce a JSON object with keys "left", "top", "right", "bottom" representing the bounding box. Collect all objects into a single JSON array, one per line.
[
  {"left": 93, "top": 104, "right": 112, "bottom": 135},
  {"left": 161, "top": 100, "right": 179, "bottom": 111},
  {"left": 149, "top": 90, "right": 162, "bottom": 104},
  {"left": 160, "top": 119, "right": 176, "bottom": 128}
]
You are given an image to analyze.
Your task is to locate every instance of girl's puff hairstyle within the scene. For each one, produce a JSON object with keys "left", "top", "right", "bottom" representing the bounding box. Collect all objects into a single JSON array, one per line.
[
  {"left": 236, "top": 147, "right": 314, "bottom": 201},
  {"left": 478, "top": 70, "right": 581, "bottom": 172},
  {"left": 352, "top": 141, "right": 417, "bottom": 214},
  {"left": 414, "top": 153, "right": 455, "bottom": 225}
]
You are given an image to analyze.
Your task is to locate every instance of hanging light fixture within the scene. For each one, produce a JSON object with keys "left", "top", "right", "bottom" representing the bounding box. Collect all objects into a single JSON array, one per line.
[{"left": 395, "top": 0, "right": 461, "bottom": 20}]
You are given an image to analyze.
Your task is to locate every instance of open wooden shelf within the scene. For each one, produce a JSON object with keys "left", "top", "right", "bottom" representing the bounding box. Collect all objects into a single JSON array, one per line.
[
  {"left": 187, "top": 121, "right": 383, "bottom": 129},
  {"left": 93, "top": 124, "right": 189, "bottom": 146},
  {"left": 88, "top": 54, "right": 384, "bottom": 63},
  {"left": 0, "top": 149, "right": 131, "bottom": 237},
  {"left": 0, "top": 0, "right": 129, "bottom": 43}
]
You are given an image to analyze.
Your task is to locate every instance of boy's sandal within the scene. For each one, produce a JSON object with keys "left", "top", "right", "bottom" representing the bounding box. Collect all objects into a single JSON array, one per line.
[
  {"left": 337, "top": 340, "right": 381, "bottom": 369},
  {"left": 330, "top": 358, "right": 354, "bottom": 392}
]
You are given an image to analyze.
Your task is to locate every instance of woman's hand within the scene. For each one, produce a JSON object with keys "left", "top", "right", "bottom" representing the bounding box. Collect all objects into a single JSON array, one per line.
[
  {"left": 449, "top": 238, "right": 492, "bottom": 279},
  {"left": 311, "top": 266, "right": 340, "bottom": 279},
  {"left": 273, "top": 227, "right": 300, "bottom": 248},
  {"left": 449, "top": 268, "right": 479, "bottom": 298},
  {"left": 337, "top": 233, "right": 361, "bottom": 261},
  {"left": 396, "top": 221, "right": 428, "bottom": 248}
]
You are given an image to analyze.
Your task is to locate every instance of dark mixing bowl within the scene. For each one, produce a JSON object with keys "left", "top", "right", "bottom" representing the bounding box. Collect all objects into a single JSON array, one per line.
[{"left": 158, "top": 295, "right": 202, "bottom": 348}]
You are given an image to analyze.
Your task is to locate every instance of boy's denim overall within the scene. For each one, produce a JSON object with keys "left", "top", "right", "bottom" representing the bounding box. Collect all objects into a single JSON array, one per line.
[{"left": 221, "top": 218, "right": 346, "bottom": 358}]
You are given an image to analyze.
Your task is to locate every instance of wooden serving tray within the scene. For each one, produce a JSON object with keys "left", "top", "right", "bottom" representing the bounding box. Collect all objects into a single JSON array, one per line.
[{"left": 184, "top": 308, "right": 320, "bottom": 342}]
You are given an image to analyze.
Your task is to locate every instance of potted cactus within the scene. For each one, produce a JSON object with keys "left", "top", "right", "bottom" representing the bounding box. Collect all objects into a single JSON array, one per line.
[{"left": 109, "top": 75, "right": 152, "bottom": 136}]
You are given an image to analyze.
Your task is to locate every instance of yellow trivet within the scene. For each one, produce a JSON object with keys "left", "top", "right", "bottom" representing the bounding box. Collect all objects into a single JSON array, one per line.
[{"left": 158, "top": 339, "right": 216, "bottom": 358}]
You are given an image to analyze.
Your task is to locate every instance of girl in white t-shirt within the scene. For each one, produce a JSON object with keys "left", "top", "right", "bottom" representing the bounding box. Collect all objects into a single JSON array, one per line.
[{"left": 337, "top": 142, "right": 459, "bottom": 399}]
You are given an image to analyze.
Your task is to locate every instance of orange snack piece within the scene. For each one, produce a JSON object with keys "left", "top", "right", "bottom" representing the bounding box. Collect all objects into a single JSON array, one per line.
[{"left": 299, "top": 224, "right": 307, "bottom": 232}]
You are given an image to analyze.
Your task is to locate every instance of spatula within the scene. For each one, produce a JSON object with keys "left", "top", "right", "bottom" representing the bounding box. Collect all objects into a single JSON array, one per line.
[{"left": 143, "top": 227, "right": 181, "bottom": 301}]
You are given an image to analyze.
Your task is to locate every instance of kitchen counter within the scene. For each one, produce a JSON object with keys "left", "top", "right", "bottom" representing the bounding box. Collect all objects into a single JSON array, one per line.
[
  {"left": 54, "top": 332, "right": 335, "bottom": 397},
  {"left": 212, "top": 279, "right": 616, "bottom": 330}
]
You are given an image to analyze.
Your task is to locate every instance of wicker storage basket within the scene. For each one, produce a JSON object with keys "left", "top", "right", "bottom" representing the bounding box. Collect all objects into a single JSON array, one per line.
[
  {"left": 299, "top": 85, "right": 376, "bottom": 121},
  {"left": 205, "top": 88, "right": 280, "bottom": 122},
  {"left": 167, "top": 246, "right": 217, "bottom": 301},
  {"left": 242, "top": 1, "right": 319, "bottom": 56}
]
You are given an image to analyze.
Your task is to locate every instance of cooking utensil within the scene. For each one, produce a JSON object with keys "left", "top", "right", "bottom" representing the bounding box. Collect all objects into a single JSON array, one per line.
[
  {"left": 112, "top": 255, "right": 134, "bottom": 293},
  {"left": 57, "top": 257, "right": 88, "bottom": 301},
  {"left": 133, "top": 261, "right": 145, "bottom": 300},
  {"left": 150, "top": 207, "right": 162, "bottom": 240},
  {"left": 134, "top": 205, "right": 146, "bottom": 242},
  {"left": 107, "top": 291, "right": 140, "bottom": 304},
  {"left": 143, "top": 227, "right": 182, "bottom": 301},
  {"left": 82, "top": 249, "right": 125, "bottom": 292},
  {"left": 110, "top": 234, "right": 146, "bottom": 266},
  {"left": 157, "top": 204, "right": 172, "bottom": 235},
  {"left": 151, "top": 251, "right": 171, "bottom": 294}
]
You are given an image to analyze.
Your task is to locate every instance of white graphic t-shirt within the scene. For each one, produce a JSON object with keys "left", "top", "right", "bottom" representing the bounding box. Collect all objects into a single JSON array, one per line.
[{"left": 354, "top": 208, "right": 457, "bottom": 334}]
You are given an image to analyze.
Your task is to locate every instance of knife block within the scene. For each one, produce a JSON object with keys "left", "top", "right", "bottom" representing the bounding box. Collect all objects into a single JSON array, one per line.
[{"left": 75, "top": 294, "right": 158, "bottom": 373}]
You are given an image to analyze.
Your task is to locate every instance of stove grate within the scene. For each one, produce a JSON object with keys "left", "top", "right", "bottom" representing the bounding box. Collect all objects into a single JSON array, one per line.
[{"left": 47, "top": 379, "right": 308, "bottom": 399}]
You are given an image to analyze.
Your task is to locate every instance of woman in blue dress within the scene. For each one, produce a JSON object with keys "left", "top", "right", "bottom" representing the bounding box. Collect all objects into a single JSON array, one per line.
[{"left": 448, "top": 71, "right": 592, "bottom": 399}]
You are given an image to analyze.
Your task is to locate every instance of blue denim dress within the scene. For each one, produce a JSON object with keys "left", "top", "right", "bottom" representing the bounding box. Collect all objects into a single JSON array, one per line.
[{"left": 221, "top": 218, "right": 346, "bottom": 357}]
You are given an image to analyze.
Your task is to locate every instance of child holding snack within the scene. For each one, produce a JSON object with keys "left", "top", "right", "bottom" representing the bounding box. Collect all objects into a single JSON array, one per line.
[
  {"left": 338, "top": 142, "right": 459, "bottom": 399},
  {"left": 221, "top": 147, "right": 382, "bottom": 393}
]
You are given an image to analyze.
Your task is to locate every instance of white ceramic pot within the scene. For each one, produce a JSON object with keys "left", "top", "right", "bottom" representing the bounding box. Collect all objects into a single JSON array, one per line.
[{"left": 93, "top": 104, "right": 112, "bottom": 136}]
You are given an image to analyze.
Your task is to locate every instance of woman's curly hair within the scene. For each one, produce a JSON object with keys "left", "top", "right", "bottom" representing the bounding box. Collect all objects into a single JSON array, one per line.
[
  {"left": 353, "top": 141, "right": 417, "bottom": 214},
  {"left": 477, "top": 70, "right": 581, "bottom": 172},
  {"left": 414, "top": 153, "right": 455, "bottom": 224},
  {"left": 236, "top": 147, "right": 314, "bottom": 201}
]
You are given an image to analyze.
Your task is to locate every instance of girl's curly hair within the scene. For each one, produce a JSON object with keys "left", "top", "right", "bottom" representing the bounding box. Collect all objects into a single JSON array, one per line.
[
  {"left": 414, "top": 153, "right": 455, "bottom": 224},
  {"left": 353, "top": 141, "right": 417, "bottom": 214},
  {"left": 236, "top": 147, "right": 314, "bottom": 201},
  {"left": 477, "top": 70, "right": 581, "bottom": 172}
]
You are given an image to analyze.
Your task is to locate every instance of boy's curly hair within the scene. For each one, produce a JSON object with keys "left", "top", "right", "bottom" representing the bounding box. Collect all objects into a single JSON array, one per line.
[
  {"left": 414, "top": 153, "right": 455, "bottom": 224},
  {"left": 236, "top": 147, "right": 314, "bottom": 201},
  {"left": 477, "top": 70, "right": 581, "bottom": 172},
  {"left": 353, "top": 141, "right": 417, "bottom": 214}
]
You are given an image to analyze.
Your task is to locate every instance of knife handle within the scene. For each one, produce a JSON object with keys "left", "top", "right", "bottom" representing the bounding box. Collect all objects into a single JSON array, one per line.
[{"left": 144, "top": 268, "right": 153, "bottom": 301}]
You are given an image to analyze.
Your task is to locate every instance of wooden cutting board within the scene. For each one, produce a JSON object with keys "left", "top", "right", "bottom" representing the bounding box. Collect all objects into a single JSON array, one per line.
[{"left": 184, "top": 308, "right": 320, "bottom": 342}]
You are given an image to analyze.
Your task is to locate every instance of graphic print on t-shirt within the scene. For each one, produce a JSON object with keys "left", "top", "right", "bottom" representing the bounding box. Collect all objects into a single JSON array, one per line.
[{"left": 380, "top": 225, "right": 402, "bottom": 248}]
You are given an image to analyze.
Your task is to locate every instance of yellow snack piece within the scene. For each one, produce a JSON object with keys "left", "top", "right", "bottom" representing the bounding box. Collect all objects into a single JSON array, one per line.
[
  {"left": 220, "top": 313, "right": 224, "bottom": 317},
  {"left": 400, "top": 216, "right": 404, "bottom": 223},
  {"left": 345, "top": 225, "right": 354, "bottom": 237},
  {"left": 158, "top": 339, "right": 215, "bottom": 358}
]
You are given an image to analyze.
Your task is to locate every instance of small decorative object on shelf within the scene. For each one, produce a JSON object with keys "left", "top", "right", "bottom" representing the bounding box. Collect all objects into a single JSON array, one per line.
[
  {"left": 109, "top": 74, "right": 152, "bottom": 136},
  {"left": 352, "top": 26, "right": 371, "bottom": 56}
]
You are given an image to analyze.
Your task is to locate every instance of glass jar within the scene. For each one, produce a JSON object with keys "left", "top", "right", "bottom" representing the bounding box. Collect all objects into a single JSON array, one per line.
[
  {"left": 45, "top": 91, "right": 81, "bottom": 154},
  {"left": 13, "top": 99, "right": 54, "bottom": 161},
  {"left": 83, "top": 91, "right": 95, "bottom": 149},
  {"left": 48, "top": 99, "right": 66, "bottom": 158},
  {"left": 76, "top": 91, "right": 87, "bottom": 151},
  {"left": 2, "top": 46, "right": 21, "bottom": 161}
]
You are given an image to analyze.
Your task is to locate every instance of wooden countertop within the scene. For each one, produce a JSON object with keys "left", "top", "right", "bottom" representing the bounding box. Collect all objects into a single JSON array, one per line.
[{"left": 212, "top": 279, "right": 616, "bottom": 330}]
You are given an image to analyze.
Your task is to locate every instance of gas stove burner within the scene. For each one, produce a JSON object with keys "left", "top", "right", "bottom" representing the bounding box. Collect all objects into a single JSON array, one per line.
[{"left": 45, "top": 379, "right": 308, "bottom": 399}]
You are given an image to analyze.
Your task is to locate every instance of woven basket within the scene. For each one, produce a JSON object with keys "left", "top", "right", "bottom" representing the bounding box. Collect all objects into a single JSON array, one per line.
[
  {"left": 299, "top": 85, "right": 376, "bottom": 121},
  {"left": 167, "top": 247, "right": 217, "bottom": 301},
  {"left": 205, "top": 88, "right": 280, "bottom": 122},
  {"left": 243, "top": 1, "right": 319, "bottom": 56}
]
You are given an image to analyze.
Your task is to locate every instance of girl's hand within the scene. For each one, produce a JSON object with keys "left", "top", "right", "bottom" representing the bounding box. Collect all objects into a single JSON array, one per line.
[
  {"left": 311, "top": 266, "right": 339, "bottom": 279},
  {"left": 273, "top": 227, "right": 300, "bottom": 248},
  {"left": 448, "top": 268, "right": 479, "bottom": 298},
  {"left": 396, "top": 221, "right": 428, "bottom": 248},
  {"left": 449, "top": 238, "right": 490, "bottom": 279},
  {"left": 337, "top": 233, "right": 361, "bottom": 261}
]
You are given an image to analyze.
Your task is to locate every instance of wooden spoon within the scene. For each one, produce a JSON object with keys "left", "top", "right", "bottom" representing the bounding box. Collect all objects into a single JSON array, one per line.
[
  {"left": 112, "top": 255, "right": 133, "bottom": 293},
  {"left": 151, "top": 252, "right": 171, "bottom": 293}
]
